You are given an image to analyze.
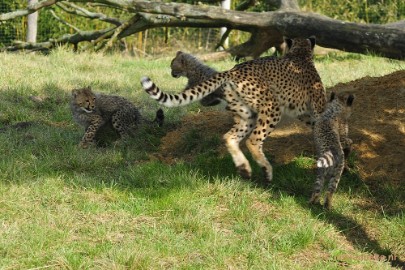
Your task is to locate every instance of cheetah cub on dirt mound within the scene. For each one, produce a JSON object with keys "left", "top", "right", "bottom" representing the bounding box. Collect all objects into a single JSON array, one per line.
[
  {"left": 142, "top": 37, "right": 327, "bottom": 183},
  {"left": 170, "top": 51, "right": 224, "bottom": 106},
  {"left": 310, "top": 92, "right": 354, "bottom": 210},
  {"left": 70, "top": 87, "right": 164, "bottom": 148}
]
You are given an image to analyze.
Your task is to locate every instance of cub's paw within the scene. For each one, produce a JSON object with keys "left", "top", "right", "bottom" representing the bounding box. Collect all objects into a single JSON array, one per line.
[
  {"left": 309, "top": 192, "right": 321, "bottom": 205},
  {"left": 79, "top": 141, "right": 95, "bottom": 149}
]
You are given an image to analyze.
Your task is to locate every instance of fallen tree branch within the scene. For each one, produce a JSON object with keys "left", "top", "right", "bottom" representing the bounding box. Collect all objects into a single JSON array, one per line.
[
  {"left": 56, "top": 2, "right": 122, "bottom": 26},
  {"left": 0, "top": 0, "right": 59, "bottom": 21},
  {"left": 1, "top": 0, "right": 404, "bottom": 59},
  {"left": 50, "top": 9, "right": 82, "bottom": 32},
  {"left": 99, "top": 15, "right": 140, "bottom": 52}
]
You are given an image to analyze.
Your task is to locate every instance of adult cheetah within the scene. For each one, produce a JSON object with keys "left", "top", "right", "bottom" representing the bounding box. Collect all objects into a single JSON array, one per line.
[{"left": 142, "top": 37, "right": 327, "bottom": 182}]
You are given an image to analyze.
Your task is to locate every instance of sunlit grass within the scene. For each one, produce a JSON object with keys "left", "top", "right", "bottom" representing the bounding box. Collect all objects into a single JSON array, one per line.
[{"left": 0, "top": 49, "right": 403, "bottom": 269}]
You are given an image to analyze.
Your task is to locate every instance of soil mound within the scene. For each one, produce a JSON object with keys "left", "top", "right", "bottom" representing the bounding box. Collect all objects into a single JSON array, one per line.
[{"left": 159, "top": 70, "right": 405, "bottom": 185}]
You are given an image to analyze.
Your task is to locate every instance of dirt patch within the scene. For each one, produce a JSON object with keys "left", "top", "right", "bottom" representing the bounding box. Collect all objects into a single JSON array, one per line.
[{"left": 159, "top": 70, "right": 405, "bottom": 186}]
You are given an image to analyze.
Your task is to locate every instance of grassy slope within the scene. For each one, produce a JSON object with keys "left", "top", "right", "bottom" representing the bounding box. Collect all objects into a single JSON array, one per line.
[{"left": 0, "top": 49, "right": 404, "bottom": 269}]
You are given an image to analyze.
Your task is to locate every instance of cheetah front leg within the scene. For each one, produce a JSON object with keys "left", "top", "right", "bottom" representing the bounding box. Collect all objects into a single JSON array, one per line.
[{"left": 80, "top": 116, "right": 105, "bottom": 148}]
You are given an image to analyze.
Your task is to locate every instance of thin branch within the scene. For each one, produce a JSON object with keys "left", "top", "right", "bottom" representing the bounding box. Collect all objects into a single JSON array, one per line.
[
  {"left": 1, "top": 28, "right": 113, "bottom": 52},
  {"left": 0, "top": 0, "right": 59, "bottom": 21},
  {"left": 56, "top": 2, "right": 123, "bottom": 26},
  {"left": 80, "top": 27, "right": 117, "bottom": 51},
  {"left": 50, "top": 9, "right": 82, "bottom": 32},
  {"left": 100, "top": 15, "right": 140, "bottom": 52}
]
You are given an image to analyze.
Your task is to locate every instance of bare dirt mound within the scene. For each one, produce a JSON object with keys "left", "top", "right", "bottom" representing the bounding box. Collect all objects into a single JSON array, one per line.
[{"left": 159, "top": 70, "right": 405, "bottom": 185}]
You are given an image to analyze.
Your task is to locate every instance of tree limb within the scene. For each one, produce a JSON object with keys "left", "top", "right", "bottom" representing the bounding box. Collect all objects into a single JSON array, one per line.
[
  {"left": 50, "top": 9, "right": 82, "bottom": 32},
  {"left": 56, "top": 2, "right": 123, "bottom": 26},
  {"left": 0, "top": 0, "right": 60, "bottom": 21}
]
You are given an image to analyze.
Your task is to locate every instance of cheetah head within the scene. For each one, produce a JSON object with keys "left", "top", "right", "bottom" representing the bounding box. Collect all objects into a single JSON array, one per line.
[
  {"left": 284, "top": 36, "right": 316, "bottom": 55},
  {"left": 329, "top": 91, "right": 355, "bottom": 118},
  {"left": 71, "top": 86, "right": 96, "bottom": 113},
  {"left": 170, "top": 51, "right": 188, "bottom": 78}
]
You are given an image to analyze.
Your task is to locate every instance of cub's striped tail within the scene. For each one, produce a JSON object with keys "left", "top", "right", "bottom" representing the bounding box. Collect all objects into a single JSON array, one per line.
[
  {"left": 141, "top": 74, "right": 227, "bottom": 108},
  {"left": 317, "top": 150, "right": 334, "bottom": 168}
]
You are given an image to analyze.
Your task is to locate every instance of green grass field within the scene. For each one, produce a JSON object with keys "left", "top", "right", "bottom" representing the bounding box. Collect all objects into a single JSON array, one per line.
[{"left": 0, "top": 49, "right": 404, "bottom": 269}]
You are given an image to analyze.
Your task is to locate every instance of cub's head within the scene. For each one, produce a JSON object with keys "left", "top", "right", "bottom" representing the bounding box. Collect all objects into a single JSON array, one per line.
[
  {"left": 284, "top": 36, "right": 316, "bottom": 56},
  {"left": 170, "top": 51, "right": 190, "bottom": 78},
  {"left": 71, "top": 87, "right": 96, "bottom": 113},
  {"left": 329, "top": 91, "right": 355, "bottom": 119}
]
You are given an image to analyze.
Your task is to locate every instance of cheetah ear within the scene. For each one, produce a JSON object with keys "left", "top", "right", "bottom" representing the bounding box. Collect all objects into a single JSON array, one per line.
[
  {"left": 329, "top": 92, "right": 336, "bottom": 102},
  {"left": 72, "top": 89, "right": 79, "bottom": 97},
  {"left": 178, "top": 51, "right": 187, "bottom": 64},
  {"left": 346, "top": 94, "right": 355, "bottom": 106},
  {"left": 285, "top": 38, "right": 293, "bottom": 50},
  {"left": 308, "top": 36, "right": 316, "bottom": 49}
]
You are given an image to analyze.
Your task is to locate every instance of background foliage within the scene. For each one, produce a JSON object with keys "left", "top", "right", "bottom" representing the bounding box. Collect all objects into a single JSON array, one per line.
[{"left": 0, "top": 0, "right": 404, "bottom": 53}]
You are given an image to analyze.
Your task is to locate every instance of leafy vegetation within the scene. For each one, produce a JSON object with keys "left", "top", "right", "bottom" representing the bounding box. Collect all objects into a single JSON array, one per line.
[
  {"left": 299, "top": 0, "right": 405, "bottom": 23},
  {"left": 0, "top": 49, "right": 404, "bottom": 269}
]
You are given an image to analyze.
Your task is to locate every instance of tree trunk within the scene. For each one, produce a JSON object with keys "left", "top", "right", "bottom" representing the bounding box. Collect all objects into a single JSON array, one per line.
[
  {"left": 26, "top": 0, "right": 38, "bottom": 43},
  {"left": 220, "top": 0, "right": 231, "bottom": 49}
]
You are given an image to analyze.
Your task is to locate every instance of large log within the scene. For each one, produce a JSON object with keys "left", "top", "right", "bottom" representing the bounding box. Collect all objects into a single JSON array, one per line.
[
  {"left": 1, "top": 0, "right": 404, "bottom": 59},
  {"left": 121, "top": 1, "right": 405, "bottom": 59}
]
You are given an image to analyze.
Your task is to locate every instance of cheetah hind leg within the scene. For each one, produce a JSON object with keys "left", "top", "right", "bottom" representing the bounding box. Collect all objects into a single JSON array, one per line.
[
  {"left": 224, "top": 124, "right": 252, "bottom": 180},
  {"left": 245, "top": 107, "right": 280, "bottom": 183},
  {"left": 111, "top": 110, "right": 138, "bottom": 140},
  {"left": 246, "top": 136, "right": 273, "bottom": 183},
  {"left": 324, "top": 157, "right": 345, "bottom": 210},
  {"left": 309, "top": 167, "right": 326, "bottom": 206},
  {"left": 223, "top": 112, "right": 256, "bottom": 180},
  {"left": 324, "top": 191, "right": 334, "bottom": 210},
  {"left": 309, "top": 192, "right": 321, "bottom": 205}
]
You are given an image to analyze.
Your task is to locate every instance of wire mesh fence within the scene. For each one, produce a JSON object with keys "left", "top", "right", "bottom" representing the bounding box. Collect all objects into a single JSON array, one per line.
[
  {"left": 0, "top": 1, "right": 55, "bottom": 47},
  {"left": 0, "top": 1, "right": 224, "bottom": 54}
]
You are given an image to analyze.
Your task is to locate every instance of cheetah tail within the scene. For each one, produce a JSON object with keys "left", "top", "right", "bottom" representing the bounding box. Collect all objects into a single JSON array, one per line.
[
  {"left": 141, "top": 73, "right": 227, "bottom": 108},
  {"left": 317, "top": 150, "right": 334, "bottom": 168}
]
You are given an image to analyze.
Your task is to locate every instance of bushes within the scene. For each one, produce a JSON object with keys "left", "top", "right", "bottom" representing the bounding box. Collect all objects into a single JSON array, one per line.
[{"left": 299, "top": 0, "right": 405, "bottom": 23}]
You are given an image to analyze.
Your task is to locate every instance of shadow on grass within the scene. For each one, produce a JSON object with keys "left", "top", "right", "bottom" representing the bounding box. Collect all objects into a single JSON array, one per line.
[
  {"left": 270, "top": 160, "right": 405, "bottom": 269},
  {"left": 308, "top": 205, "right": 405, "bottom": 269},
  {"left": 189, "top": 153, "right": 405, "bottom": 268}
]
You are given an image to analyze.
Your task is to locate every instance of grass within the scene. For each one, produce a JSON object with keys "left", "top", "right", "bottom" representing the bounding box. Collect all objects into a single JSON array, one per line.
[{"left": 0, "top": 48, "right": 404, "bottom": 269}]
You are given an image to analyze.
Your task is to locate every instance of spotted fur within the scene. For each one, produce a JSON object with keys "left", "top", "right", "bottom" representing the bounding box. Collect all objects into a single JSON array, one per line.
[
  {"left": 309, "top": 92, "right": 355, "bottom": 209},
  {"left": 71, "top": 86, "right": 164, "bottom": 148},
  {"left": 171, "top": 51, "right": 224, "bottom": 106},
  {"left": 142, "top": 37, "right": 326, "bottom": 182}
]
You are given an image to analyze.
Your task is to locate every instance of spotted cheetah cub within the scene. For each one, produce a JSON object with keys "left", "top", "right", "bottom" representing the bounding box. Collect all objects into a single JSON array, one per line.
[
  {"left": 142, "top": 37, "right": 326, "bottom": 182},
  {"left": 171, "top": 51, "right": 224, "bottom": 106},
  {"left": 70, "top": 86, "right": 164, "bottom": 148},
  {"left": 310, "top": 92, "right": 354, "bottom": 210}
]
